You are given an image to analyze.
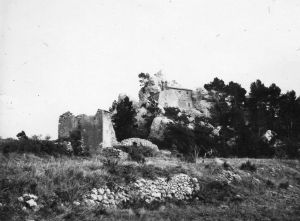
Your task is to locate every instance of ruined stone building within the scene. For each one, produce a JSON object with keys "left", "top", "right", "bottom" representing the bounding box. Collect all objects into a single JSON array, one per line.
[
  {"left": 152, "top": 81, "right": 194, "bottom": 110},
  {"left": 58, "top": 109, "right": 117, "bottom": 153}
]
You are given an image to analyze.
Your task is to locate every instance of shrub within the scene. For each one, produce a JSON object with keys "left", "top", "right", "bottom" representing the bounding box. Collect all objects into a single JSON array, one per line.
[
  {"left": 240, "top": 161, "right": 257, "bottom": 172},
  {"left": 266, "top": 179, "right": 275, "bottom": 188},
  {"left": 195, "top": 180, "right": 238, "bottom": 203},
  {"left": 115, "top": 145, "right": 156, "bottom": 163},
  {"left": 130, "top": 151, "right": 146, "bottom": 163},
  {"left": 0, "top": 138, "right": 70, "bottom": 156},
  {"left": 278, "top": 181, "right": 289, "bottom": 189},
  {"left": 223, "top": 161, "right": 232, "bottom": 170},
  {"left": 103, "top": 162, "right": 138, "bottom": 184}
]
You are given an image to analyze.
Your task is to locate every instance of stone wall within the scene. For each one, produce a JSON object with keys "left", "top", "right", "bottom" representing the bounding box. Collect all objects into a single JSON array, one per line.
[
  {"left": 157, "top": 87, "right": 194, "bottom": 110},
  {"left": 102, "top": 110, "right": 118, "bottom": 148},
  {"left": 58, "top": 111, "right": 77, "bottom": 138},
  {"left": 83, "top": 173, "right": 199, "bottom": 208},
  {"left": 58, "top": 109, "right": 117, "bottom": 152}
]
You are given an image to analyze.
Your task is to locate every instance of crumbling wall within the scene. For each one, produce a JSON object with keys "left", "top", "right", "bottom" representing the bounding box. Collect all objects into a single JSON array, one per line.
[
  {"left": 58, "top": 109, "right": 117, "bottom": 153},
  {"left": 75, "top": 114, "right": 103, "bottom": 153},
  {"left": 58, "top": 112, "right": 76, "bottom": 139},
  {"left": 101, "top": 110, "right": 117, "bottom": 148}
]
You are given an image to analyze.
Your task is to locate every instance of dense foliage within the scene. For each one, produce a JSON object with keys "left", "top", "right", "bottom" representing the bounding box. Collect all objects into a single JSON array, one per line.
[
  {"left": 110, "top": 96, "right": 137, "bottom": 141},
  {"left": 193, "top": 78, "right": 299, "bottom": 158},
  {"left": 152, "top": 77, "right": 300, "bottom": 159},
  {"left": 0, "top": 131, "right": 69, "bottom": 156}
]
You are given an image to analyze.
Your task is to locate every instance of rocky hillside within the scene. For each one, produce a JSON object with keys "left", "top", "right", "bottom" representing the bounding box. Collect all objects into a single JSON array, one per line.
[{"left": 1, "top": 152, "right": 299, "bottom": 221}]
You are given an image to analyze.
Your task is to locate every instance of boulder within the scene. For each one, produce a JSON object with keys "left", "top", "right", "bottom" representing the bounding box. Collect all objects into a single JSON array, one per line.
[
  {"left": 214, "top": 158, "right": 224, "bottom": 166},
  {"left": 26, "top": 199, "right": 37, "bottom": 208},
  {"left": 149, "top": 116, "right": 173, "bottom": 141},
  {"left": 120, "top": 138, "right": 159, "bottom": 152},
  {"left": 192, "top": 88, "right": 214, "bottom": 118},
  {"left": 261, "top": 130, "right": 277, "bottom": 143}
]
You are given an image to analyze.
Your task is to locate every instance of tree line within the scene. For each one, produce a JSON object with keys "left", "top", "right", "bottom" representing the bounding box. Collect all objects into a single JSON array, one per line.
[{"left": 110, "top": 76, "right": 300, "bottom": 160}]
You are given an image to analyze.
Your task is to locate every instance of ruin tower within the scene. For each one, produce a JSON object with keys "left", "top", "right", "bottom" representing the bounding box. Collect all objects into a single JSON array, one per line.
[{"left": 58, "top": 109, "right": 117, "bottom": 153}]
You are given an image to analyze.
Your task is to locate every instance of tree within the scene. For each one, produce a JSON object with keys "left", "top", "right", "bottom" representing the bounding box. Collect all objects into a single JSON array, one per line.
[
  {"left": 204, "top": 77, "right": 226, "bottom": 92},
  {"left": 278, "top": 91, "right": 300, "bottom": 138},
  {"left": 110, "top": 96, "right": 137, "bottom": 141},
  {"left": 163, "top": 123, "right": 197, "bottom": 161},
  {"left": 225, "top": 81, "right": 247, "bottom": 106},
  {"left": 140, "top": 96, "right": 160, "bottom": 138},
  {"left": 69, "top": 128, "right": 82, "bottom": 155},
  {"left": 138, "top": 73, "right": 155, "bottom": 93},
  {"left": 247, "top": 80, "right": 271, "bottom": 136},
  {"left": 16, "top": 131, "right": 28, "bottom": 140}
]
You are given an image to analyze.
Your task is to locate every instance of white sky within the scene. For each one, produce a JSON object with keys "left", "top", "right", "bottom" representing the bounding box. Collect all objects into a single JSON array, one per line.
[{"left": 0, "top": 0, "right": 300, "bottom": 139}]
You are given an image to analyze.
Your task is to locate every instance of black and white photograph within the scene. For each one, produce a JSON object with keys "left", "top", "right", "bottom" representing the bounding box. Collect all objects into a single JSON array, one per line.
[{"left": 1, "top": 0, "right": 300, "bottom": 220}]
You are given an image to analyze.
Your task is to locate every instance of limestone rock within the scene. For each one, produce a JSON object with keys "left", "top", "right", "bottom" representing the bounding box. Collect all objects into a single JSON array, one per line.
[
  {"left": 26, "top": 199, "right": 37, "bottom": 208},
  {"left": 192, "top": 88, "right": 213, "bottom": 118},
  {"left": 214, "top": 158, "right": 224, "bottom": 166},
  {"left": 120, "top": 138, "right": 159, "bottom": 152},
  {"left": 149, "top": 116, "right": 173, "bottom": 141},
  {"left": 73, "top": 201, "right": 80, "bottom": 206},
  {"left": 261, "top": 130, "right": 277, "bottom": 143}
]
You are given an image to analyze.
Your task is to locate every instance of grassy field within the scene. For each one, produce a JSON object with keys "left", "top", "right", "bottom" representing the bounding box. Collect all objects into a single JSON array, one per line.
[{"left": 0, "top": 152, "right": 300, "bottom": 221}]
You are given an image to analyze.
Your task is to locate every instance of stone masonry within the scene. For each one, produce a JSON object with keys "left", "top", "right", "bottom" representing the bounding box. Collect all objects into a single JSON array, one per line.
[
  {"left": 58, "top": 109, "right": 117, "bottom": 152},
  {"left": 152, "top": 82, "right": 194, "bottom": 110}
]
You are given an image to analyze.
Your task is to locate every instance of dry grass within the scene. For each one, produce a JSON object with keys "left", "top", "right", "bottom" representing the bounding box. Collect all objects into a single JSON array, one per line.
[{"left": 1, "top": 153, "right": 300, "bottom": 221}]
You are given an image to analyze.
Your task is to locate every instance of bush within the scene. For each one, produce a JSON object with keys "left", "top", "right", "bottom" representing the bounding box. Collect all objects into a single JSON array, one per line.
[
  {"left": 115, "top": 145, "right": 156, "bottom": 163},
  {"left": 240, "top": 161, "right": 257, "bottom": 172},
  {"left": 223, "top": 161, "right": 232, "bottom": 170},
  {"left": 266, "top": 179, "right": 275, "bottom": 188},
  {"left": 195, "top": 180, "right": 238, "bottom": 203},
  {"left": 278, "top": 181, "right": 289, "bottom": 189},
  {"left": 0, "top": 138, "right": 70, "bottom": 156}
]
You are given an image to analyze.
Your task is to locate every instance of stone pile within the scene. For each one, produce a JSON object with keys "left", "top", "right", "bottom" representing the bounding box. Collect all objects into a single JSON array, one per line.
[
  {"left": 83, "top": 186, "right": 130, "bottom": 208},
  {"left": 83, "top": 173, "right": 199, "bottom": 208},
  {"left": 18, "top": 193, "right": 39, "bottom": 211},
  {"left": 133, "top": 173, "right": 199, "bottom": 203},
  {"left": 217, "top": 170, "right": 242, "bottom": 184}
]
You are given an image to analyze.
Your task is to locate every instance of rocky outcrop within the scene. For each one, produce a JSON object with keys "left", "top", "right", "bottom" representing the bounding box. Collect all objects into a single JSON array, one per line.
[
  {"left": 192, "top": 88, "right": 214, "bottom": 118},
  {"left": 83, "top": 173, "right": 199, "bottom": 208},
  {"left": 148, "top": 116, "right": 173, "bottom": 141},
  {"left": 138, "top": 71, "right": 182, "bottom": 104},
  {"left": 261, "top": 130, "right": 277, "bottom": 143},
  {"left": 119, "top": 138, "right": 159, "bottom": 152}
]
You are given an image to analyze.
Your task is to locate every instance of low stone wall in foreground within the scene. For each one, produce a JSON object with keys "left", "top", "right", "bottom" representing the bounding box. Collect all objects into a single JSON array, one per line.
[{"left": 83, "top": 173, "right": 199, "bottom": 208}]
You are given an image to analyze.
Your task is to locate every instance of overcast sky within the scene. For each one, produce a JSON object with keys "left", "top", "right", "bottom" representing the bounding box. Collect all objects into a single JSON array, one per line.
[{"left": 1, "top": 0, "right": 300, "bottom": 139}]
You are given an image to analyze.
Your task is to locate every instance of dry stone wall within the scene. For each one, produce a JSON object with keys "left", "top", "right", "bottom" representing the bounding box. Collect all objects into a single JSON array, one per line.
[{"left": 82, "top": 173, "right": 199, "bottom": 208}]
